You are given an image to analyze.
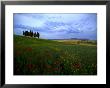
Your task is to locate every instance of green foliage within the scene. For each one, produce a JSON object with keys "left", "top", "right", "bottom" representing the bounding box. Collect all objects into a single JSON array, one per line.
[{"left": 14, "top": 35, "right": 97, "bottom": 75}]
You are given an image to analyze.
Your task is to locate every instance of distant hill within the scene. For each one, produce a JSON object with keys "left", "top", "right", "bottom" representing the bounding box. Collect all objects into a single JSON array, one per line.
[
  {"left": 48, "top": 38, "right": 89, "bottom": 41},
  {"left": 70, "top": 38, "right": 89, "bottom": 40}
]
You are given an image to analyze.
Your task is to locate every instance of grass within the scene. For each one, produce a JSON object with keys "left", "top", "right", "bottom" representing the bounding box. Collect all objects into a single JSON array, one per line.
[{"left": 14, "top": 35, "right": 97, "bottom": 75}]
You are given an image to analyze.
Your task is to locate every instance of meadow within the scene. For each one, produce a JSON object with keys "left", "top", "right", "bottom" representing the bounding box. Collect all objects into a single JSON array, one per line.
[{"left": 14, "top": 35, "right": 97, "bottom": 75}]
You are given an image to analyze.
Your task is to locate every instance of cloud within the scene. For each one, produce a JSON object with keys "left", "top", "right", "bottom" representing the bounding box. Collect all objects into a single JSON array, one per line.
[{"left": 14, "top": 13, "right": 97, "bottom": 40}]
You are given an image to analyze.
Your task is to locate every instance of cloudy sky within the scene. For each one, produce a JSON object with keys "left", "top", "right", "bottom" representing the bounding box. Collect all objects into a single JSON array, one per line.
[{"left": 14, "top": 13, "right": 97, "bottom": 40}]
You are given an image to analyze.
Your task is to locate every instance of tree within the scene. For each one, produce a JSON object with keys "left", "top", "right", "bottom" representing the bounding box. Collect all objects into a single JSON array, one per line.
[
  {"left": 22, "top": 30, "right": 40, "bottom": 38},
  {"left": 34, "top": 32, "right": 37, "bottom": 37},
  {"left": 23, "top": 31, "right": 25, "bottom": 35},
  {"left": 37, "top": 32, "right": 40, "bottom": 39}
]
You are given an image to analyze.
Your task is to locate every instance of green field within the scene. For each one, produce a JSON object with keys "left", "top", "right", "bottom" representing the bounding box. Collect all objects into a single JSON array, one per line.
[{"left": 14, "top": 35, "right": 97, "bottom": 75}]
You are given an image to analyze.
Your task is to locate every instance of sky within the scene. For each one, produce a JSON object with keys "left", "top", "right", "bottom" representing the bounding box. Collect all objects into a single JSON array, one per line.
[{"left": 14, "top": 13, "right": 97, "bottom": 40}]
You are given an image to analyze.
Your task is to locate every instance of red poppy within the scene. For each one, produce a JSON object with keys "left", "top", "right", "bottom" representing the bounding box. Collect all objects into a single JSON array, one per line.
[
  {"left": 15, "top": 51, "right": 21, "bottom": 56},
  {"left": 53, "top": 67, "right": 59, "bottom": 71},
  {"left": 72, "top": 63, "right": 81, "bottom": 69},
  {"left": 46, "top": 52, "right": 52, "bottom": 58},
  {"left": 27, "top": 64, "right": 35, "bottom": 70},
  {"left": 28, "top": 57, "right": 32, "bottom": 61},
  {"left": 54, "top": 61, "right": 60, "bottom": 65},
  {"left": 46, "top": 65, "right": 52, "bottom": 69},
  {"left": 25, "top": 47, "right": 32, "bottom": 52}
]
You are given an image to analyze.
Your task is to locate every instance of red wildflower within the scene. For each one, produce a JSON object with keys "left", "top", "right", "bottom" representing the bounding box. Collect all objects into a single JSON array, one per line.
[
  {"left": 15, "top": 51, "right": 21, "bottom": 56},
  {"left": 46, "top": 65, "right": 52, "bottom": 69},
  {"left": 28, "top": 57, "right": 32, "bottom": 61},
  {"left": 25, "top": 47, "right": 32, "bottom": 52},
  {"left": 27, "top": 64, "right": 35, "bottom": 70},
  {"left": 46, "top": 52, "right": 52, "bottom": 58},
  {"left": 54, "top": 61, "right": 60, "bottom": 65},
  {"left": 45, "top": 65, "right": 52, "bottom": 72},
  {"left": 53, "top": 67, "right": 59, "bottom": 71},
  {"left": 72, "top": 63, "right": 81, "bottom": 69}
]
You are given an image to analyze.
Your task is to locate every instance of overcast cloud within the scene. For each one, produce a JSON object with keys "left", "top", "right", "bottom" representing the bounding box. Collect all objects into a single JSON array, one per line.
[{"left": 14, "top": 13, "right": 97, "bottom": 40}]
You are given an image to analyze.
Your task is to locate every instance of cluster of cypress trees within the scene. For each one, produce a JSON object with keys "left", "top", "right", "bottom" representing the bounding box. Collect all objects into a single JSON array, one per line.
[{"left": 23, "top": 30, "right": 40, "bottom": 38}]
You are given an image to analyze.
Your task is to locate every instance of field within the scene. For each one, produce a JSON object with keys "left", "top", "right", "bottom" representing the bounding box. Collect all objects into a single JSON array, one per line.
[{"left": 14, "top": 35, "right": 97, "bottom": 75}]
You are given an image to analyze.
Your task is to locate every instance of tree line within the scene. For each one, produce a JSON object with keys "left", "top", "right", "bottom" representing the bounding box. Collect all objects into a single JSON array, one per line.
[{"left": 23, "top": 30, "right": 40, "bottom": 38}]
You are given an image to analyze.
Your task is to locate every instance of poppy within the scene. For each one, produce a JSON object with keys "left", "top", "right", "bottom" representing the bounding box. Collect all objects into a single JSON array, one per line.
[
  {"left": 72, "top": 63, "right": 81, "bottom": 69},
  {"left": 25, "top": 47, "right": 32, "bottom": 52}
]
